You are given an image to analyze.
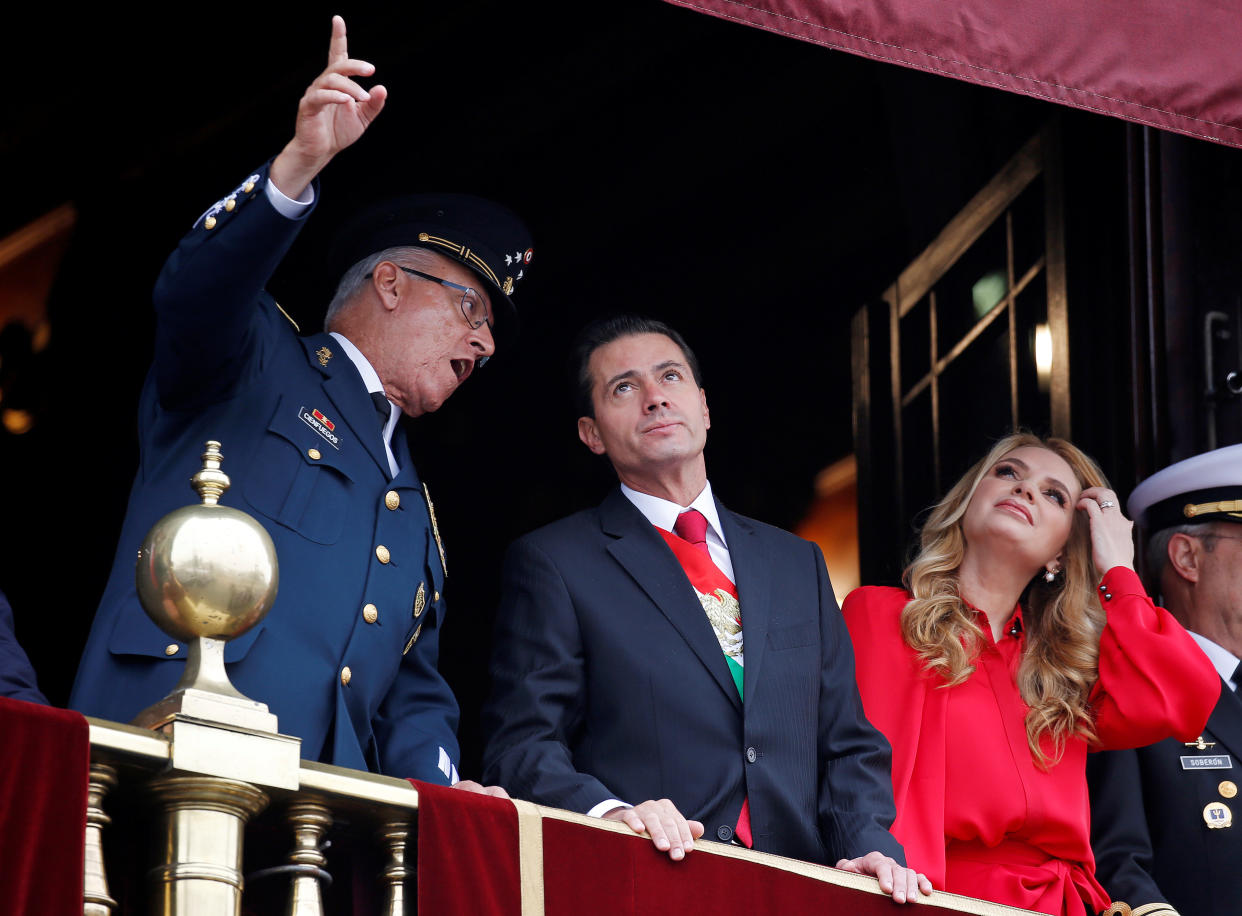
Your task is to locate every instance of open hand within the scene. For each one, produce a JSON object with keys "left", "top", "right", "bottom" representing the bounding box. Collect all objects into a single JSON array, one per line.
[
  {"left": 604, "top": 799, "right": 704, "bottom": 861},
  {"left": 836, "top": 851, "right": 933, "bottom": 904},
  {"left": 270, "top": 15, "right": 388, "bottom": 198}
]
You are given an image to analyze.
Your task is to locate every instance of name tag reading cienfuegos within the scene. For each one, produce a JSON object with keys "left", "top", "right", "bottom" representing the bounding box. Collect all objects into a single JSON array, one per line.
[{"left": 1182, "top": 755, "right": 1233, "bottom": 770}]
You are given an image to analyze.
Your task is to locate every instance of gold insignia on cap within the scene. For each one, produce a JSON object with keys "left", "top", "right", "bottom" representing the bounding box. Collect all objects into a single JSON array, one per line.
[
  {"left": 316, "top": 346, "right": 332, "bottom": 366},
  {"left": 418, "top": 232, "right": 430, "bottom": 241},
  {"left": 502, "top": 277, "right": 514, "bottom": 295},
  {"left": 1221, "top": 781, "right": 1238, "bottom": 799},
  {"left": 403, "top": 623, "right": 423, "bottom": 655},
  {"left": 1184, "top": 499, "right": 1242, "bottom": 518},
  {"left": 414, "top": 582, "right": 426, "bottom": 618},
  {"left": 1204, "top": 801, "right": 1233, "bottom": 828},
  {"left": 424, "top": 483, "right": 447, "bottom": 577},
  {"left": 204, "top": 216, "right": 217, "bottom": 230}
]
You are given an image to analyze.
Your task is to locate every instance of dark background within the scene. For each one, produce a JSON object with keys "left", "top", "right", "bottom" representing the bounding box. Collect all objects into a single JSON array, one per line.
[{"left": 4, "top": 2, "right": 1239, "bottom": 777}]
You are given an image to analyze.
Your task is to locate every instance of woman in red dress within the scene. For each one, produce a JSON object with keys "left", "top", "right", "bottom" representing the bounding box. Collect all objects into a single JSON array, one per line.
[{"left": 842, "top": 434, "right": 1219, "bottom": 916}]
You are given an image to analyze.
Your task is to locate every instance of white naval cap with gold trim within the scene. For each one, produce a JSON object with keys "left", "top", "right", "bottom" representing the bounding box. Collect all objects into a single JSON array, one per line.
[{"left": 1128, "top": 443, "right": 1242, "bottom": 530}]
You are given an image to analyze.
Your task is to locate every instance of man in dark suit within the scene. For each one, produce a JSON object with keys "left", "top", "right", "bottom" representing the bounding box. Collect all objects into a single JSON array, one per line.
[
  {"left": 69, "top": 17, "right": 529, "bottom": 789},
  {"left": 482, "top": 316, "right": 930, "bottom": 903},
  {"left": 1088, "top": 443, "right": 1242, "bottom": 916}
]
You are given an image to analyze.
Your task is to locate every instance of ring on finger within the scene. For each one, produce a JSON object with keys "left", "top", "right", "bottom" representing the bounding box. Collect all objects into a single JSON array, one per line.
[{"left": 1099, "top": 499, "right": 1116, "bottom": 509}]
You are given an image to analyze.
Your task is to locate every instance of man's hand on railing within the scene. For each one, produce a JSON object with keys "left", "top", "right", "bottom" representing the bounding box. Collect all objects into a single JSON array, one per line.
[
  {"left": 835, "top": 851, "right": 933, "bottom": 904},
  {"left": 602, "top": 798, "right": 705, "bottom": 861},
  {"left": 452, "top": 780, "right": 511, "bottom": 798}
]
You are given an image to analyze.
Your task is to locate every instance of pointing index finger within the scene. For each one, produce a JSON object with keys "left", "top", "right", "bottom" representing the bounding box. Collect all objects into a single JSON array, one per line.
[{"left": 328, "top": 14, "right": 349, "bottom": 66}]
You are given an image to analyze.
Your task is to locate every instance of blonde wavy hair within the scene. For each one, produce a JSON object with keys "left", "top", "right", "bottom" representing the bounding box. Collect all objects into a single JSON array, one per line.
[{"left": 900, "top": 433, "right": 1108, "bottom": 767}]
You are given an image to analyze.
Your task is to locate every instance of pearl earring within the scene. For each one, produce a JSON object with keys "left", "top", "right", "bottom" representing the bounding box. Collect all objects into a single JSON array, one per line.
[{"left": 1043, "top": 568, "right": 1057, "bottom": 583}]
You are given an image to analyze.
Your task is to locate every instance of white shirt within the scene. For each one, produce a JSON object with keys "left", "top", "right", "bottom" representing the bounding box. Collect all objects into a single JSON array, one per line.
[
  {"left": 1188, "top": 631, "right": 1242, "bottom": 692},
  {"left": 620, "top": 481, "right": 734, "bottom": 583},
  {"left": 327, "top": 332, "right": 400, "bottom": 479}
]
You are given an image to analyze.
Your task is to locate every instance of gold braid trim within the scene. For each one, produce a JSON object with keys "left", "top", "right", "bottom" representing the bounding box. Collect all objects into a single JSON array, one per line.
[{"left": 1102, "top": 903, "right": 1181, "bottom": 916}]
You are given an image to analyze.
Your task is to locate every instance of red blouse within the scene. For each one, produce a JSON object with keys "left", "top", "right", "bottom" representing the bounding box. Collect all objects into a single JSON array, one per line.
[{"left": 842, "top": 567, "right": 1219, "bottom": 916}]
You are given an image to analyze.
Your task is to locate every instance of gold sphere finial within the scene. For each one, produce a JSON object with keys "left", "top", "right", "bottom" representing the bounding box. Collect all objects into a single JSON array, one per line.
[{"left": 191, "top": 440, "right": 231, "bottom": 506}]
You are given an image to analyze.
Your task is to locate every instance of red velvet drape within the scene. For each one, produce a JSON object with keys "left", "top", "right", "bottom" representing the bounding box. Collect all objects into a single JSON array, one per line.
[
  {"left": 665, "top": 0, "right": 1242, "bottom": 148},
  {"left": 0, "top": 697, "right": 89, "bottom": 916},
  {"left": 416, "top": 782, "right": 930, "bottom": 915}
]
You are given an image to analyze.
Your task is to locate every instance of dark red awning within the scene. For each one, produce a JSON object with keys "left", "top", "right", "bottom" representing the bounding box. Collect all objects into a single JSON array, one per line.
[{"left": 666, "top": 0, "right": 1242, "bottom": 148}]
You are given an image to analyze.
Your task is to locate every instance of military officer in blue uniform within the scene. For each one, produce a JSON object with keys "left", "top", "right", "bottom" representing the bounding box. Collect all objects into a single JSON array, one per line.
[
  {"left": 70, "top": 16, "right": 531, "bottom": 787},
  {"left": 1088, "top": 443, "right": 1242, "bottom": 916}
]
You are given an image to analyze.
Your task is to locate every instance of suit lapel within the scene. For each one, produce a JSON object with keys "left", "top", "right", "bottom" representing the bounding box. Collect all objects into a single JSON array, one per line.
[
  {"left": 1206, "top": 680, "right": 1242, "bottom": 762},
  {"left": 300, "top": 333, "right": 391, "bottom": 477},
  {"left": 600, "top": 489, "right": 741, "bottom": 711},
  {"left": 718, "top": 505, "right": 772, "bottom": 704}
]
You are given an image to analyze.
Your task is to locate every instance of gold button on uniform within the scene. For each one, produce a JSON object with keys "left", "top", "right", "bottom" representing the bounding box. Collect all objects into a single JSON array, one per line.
[
  {"left": 434, "top": 591, "right": 441, "bottom": 603},
  {"left": 340, "top": 666, "right": 352, "bottom": 686},
  {"left": 1221, "top": 781, "right": 1238, "bottom": 799},
  {"left": 224, "top": 198, "right": 236, "bottom": 212},
  {"left": 204, "top": 215, "right": 217, "bottom": 230},
  {"left": 385, "top": 491, "right": 400, "bottom": 510},
  {"left": 243, "top": 180, "right": 256, "bottom": 193},
  {"left": 307, "top": 448, "right": 321, "bottom": 460},
  {"left": 376, "top": 545, "right": 391, "bottom": 564},
  {"left": 165, "top": 644, "right": 179, "bottom": 656},
  {"left": 363, "top": 603, "right": 378, "bottom": 624}
]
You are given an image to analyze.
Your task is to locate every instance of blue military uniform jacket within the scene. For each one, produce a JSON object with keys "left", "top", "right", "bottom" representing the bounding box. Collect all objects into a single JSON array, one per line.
[
  {"left": 1088, "top": 678, "right": 1242, "bottom": 916},
  {"left": 70, "top": 165, "right": 458, "bottom": 782}
]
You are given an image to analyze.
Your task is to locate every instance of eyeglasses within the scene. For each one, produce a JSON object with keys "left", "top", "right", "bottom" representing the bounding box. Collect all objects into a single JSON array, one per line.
[{"left": 397, "top": 266, "right": 493, "bottom": 331}]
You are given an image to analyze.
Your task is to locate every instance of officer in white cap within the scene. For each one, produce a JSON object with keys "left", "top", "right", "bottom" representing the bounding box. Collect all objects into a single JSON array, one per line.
[{"left": 1088, "top": 443, "right": 1242, "bottom": 916}]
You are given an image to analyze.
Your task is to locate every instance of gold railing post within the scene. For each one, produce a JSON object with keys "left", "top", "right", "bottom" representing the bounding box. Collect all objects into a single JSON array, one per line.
[
  {"left": 146, "top": 775, "right": 269, "bottom": 916},
  {"left": 379, "top": 819, "right": 413, "bottom": 916},
  {"left": 84, "top": 763, "right": 117, "bottom": 916},
  {"left": 284, "top": 800, "right": 332, "bottom": 916}
]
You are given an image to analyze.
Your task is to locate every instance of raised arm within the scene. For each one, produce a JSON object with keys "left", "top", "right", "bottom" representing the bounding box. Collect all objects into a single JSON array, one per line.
[
  {"left": 151, "top": 15, "right": 389, "bottom": 409},
  {"left": 269, "top": 15, "right": 387, "bottom": 198}
]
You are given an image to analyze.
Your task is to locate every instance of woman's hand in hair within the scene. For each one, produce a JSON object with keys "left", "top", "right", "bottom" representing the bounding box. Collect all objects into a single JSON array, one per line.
[{"left": 1077, "top": 486, "right": 1135, "bottom": 574}]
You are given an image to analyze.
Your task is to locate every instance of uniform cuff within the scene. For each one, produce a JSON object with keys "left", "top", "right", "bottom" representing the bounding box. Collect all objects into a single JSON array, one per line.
[{"left": 265, "top": 177, "right": 315, "bottom": 218}]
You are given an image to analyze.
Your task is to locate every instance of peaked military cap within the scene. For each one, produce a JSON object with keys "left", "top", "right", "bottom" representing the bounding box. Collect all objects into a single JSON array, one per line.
[
  {"left": 330, "top": 192, "right": 534, "bottom": 338},
  {"left": 1128, "top": 443, "right": 1242, "bottom": 530}
]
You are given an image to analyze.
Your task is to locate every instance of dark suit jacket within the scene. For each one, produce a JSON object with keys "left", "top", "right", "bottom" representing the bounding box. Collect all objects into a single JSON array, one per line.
[
  {"left": 1089, "top": 677, "right": 1242, "bottom": 916},
  {"left": 482, "top": 487, "right": 903, "bottom": 865},
  {"left": 0, "top": 589, "right": 46, "bottom": 705},
  {"left": 69, "top": 164, "right": 458, "bottom": 781}
]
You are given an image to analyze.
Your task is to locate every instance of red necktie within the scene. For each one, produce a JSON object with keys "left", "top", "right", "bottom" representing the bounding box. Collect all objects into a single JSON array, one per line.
[
  {"left": 671, "top": 507, "right": 752, "bottom": 848},
  {"left": 673, "top": 509, "right": 711, "bottom": 558}
]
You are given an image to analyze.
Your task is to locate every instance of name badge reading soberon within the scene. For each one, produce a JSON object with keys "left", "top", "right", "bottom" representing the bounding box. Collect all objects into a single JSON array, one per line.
[{"left": 1181, "top": 755, "right": 1232, "bottom": 770}]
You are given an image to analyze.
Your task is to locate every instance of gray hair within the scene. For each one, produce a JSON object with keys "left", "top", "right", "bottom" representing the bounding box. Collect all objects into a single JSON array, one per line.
[
  {"left": 1145, "top": 521, "right": 1218, "bottom": 594},
  {"left": 324, "top": 246, "right": 442, "bottom": 330}
]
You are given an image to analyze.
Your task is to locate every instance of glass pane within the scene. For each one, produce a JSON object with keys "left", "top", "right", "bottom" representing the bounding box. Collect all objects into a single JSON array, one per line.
[
  {"left": 1014, "top": 271, "right": 1053, "bottom": 435},
  {"left": 934, "top": 219, "right": 1009, "bottom": 355},
  {"left": 938, "top": 316, "right": 1013, "bottom": 485},
  {"left": 1011, "top": 176, "right": 1047, "bottom": 280},
  {"left": 901, "top": 387, "right": 937, "bottom": 539},
  {"left": 899, "top": 296, "right": 931, "bottom": 394}
]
